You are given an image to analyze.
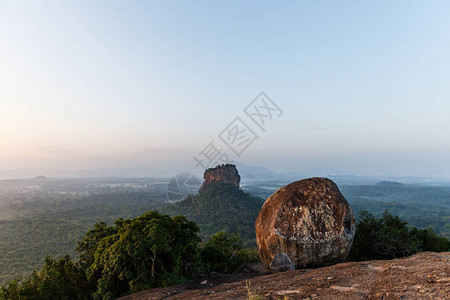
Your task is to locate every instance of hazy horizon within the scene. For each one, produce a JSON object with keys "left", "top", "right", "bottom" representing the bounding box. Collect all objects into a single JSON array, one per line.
[{"left": 2, "top": 1, "right": 450, "bottom": 179}]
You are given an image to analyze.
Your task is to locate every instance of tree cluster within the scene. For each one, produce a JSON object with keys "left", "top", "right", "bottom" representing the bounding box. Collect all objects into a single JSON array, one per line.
[
  {"left": 348, "top": 210, "right": 450, "bottom": 261},
  {"left": 1, "top": 208, "right": 448, "bottom": 299},
  {"left": 0, "top": 211, "right": 257, "bottom": 300}
]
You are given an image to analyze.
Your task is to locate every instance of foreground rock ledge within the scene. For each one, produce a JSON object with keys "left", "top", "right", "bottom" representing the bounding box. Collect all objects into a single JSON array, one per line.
[
  {"left": 255, "top": 177, "right": 355, "bottom": 270},
  {"left": 119, "top": 252, "right": 450, "bottom": 299}
]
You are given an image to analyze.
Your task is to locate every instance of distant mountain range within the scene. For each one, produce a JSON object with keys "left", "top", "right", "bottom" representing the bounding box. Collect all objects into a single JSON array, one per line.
[
  {"left": 0, "top": 167, "right": 172, "bottom": 180},
  {"left": 0, "top": 164, "right": 449, "bottom": 186},
  {"left": 235, "top": 163, "right": 450, "bottom": 186}
]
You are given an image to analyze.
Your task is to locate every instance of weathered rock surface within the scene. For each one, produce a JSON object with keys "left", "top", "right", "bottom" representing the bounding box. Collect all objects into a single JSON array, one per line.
[
  {"left": 269, "top": 253, "right": 295, "bottom": 272},
  {"left": 200, "top": 164, "right": 240, "bottom": 190},
  {"left": 119, "top": 252, "right": 450, "bottom": 299},
  {"left": 255, "top": 177, "right": 355, "bottom": 270}
]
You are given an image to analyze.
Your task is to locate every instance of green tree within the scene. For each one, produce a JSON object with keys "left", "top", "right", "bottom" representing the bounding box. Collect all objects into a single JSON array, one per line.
[
  {"left": 76, "top": 222, "right": 116, "bottom": 270},
  {"left": 0, "top": 255, "right": 91, "bottom": 300},
  {"left": 201, "top": 231, "right": 245, "bottom": 273},
  {"left": 409, "top": 227, "right": 450, "bottom": 252},
  {"left": 78, "top": 211, "right": 201, "bottom": 299}
]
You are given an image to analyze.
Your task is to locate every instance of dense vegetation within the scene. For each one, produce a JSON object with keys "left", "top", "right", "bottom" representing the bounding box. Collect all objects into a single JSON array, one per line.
[
  {"left": 0, "top": 256, "right": 92, "bottom": 300},
  {"left": 201, "top": 231, "right": 259, "bottom": 274},
  {"left": 348, "top": 210, "right": 450, "bottom": 261},
  {"left": 157, "top": 181, "right": 265, "bottom": 245},
  {"left": 0, "top": 211, "right": 257, "bottom": 299},
  {"left": 341, "top": 184, "right": 450, "bottom": 238},
  {"left": 1, "top": 178, "right": 449, "bottom": 287},
  {"left": 2, "top": 208, "right": 447, "bottom": 299},
  {"left": 0, "top": 191, "right": 164, "bottom": 284}
]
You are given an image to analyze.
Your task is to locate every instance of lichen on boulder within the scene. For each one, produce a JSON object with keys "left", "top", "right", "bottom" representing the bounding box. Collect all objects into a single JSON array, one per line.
[{"left": 255, "top": 177, "right": 355, "bottom": 271}]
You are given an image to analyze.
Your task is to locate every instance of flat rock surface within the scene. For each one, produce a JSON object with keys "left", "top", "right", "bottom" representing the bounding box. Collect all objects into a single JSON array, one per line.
[{"left": 119, "top": 252, "right": 449, "bottom": 299}]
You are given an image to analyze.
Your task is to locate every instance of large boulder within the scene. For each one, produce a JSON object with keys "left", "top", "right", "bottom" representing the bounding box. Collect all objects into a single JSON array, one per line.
[{"left": 255, "top": 177, "right": 355, "bottom": 271}]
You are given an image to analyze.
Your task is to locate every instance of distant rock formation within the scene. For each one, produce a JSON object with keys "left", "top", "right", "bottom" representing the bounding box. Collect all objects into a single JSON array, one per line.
[
  {"left": 200, "top": 164, "right": 241, "bottom": 190},
  {"left": 255, "top": 177, "right": 355, "bottom": 271}
]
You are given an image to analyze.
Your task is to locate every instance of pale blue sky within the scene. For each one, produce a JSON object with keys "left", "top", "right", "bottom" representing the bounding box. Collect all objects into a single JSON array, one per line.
[{"left": 1, "top": 1, "right": 450, "bottom": 177}]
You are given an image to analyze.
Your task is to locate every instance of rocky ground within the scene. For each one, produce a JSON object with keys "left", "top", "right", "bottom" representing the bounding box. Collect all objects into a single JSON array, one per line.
[{"left": 119, "top": 252, "right": 449, "bottom": 300}]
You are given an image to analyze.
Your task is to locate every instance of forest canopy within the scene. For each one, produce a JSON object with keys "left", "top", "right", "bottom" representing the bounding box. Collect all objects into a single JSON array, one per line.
[{"left": 0, "top": 209, "right": 448, "bottom": 299}]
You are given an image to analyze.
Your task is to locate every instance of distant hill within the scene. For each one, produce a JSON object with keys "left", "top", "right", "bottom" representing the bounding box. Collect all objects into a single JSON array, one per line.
[
  {"left": 157, "top": 181, "right": 264, "bottom": 245},
  {"left": 30, "top": 175, "right": 52, "bottom": 181},
  {"left": 375, "top": 181, "right": 405, "bottom": 187}
]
